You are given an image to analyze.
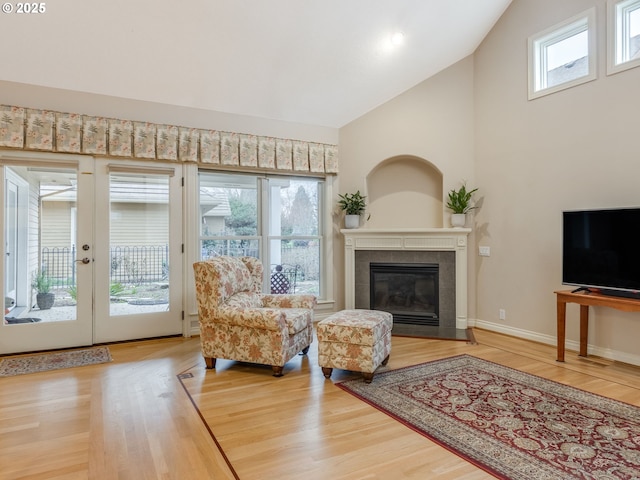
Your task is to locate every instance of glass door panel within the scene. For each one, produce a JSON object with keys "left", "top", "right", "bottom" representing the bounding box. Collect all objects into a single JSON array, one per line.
[{"left": 1, "top": 159, "right": 93, "bottom": 354}]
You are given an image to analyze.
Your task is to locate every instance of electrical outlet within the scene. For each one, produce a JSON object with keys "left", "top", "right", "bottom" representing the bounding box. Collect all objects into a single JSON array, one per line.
[
  {"left": 499, "top": 309, "right": 506, "bottom": 320},
  {"left": 479, "top": 246, "right": 491, "bottom": 257}
]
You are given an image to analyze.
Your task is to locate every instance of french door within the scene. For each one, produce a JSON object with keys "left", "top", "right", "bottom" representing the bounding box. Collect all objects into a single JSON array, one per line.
[
  {"left": 1, "top": 155, "right": 183, "bottom": 354},
  {"left": 1, "top": 156, "right": 94, "bottom": 354},
  {"left": 93, "top": 160, "right": 183, "bottom": 343}
]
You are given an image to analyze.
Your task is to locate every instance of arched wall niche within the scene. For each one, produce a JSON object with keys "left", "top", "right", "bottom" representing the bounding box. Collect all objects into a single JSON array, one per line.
[{"left": 365, "top": 155, "right": 443, "bottom": 229}]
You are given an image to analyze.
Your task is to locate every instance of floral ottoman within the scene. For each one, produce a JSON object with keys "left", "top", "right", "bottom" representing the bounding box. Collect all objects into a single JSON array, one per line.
[{"left": 317, "top": 309, "right": 392, "bottom": 383}]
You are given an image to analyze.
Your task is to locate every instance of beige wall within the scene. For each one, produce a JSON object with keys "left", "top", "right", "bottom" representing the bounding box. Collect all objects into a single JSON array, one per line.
[
  {"left": 337, "top": 56, "right": 477, "bottom": 312},
  {"left": 0, "top": 80, "right": 338, "bottom": 145},
  {"left": 474, "top": 0, "right": 640, "bottom": 363}
]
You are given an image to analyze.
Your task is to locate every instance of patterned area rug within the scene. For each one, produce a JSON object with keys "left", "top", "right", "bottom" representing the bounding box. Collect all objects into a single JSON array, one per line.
[
  {"left": 0, "top": 346, "right": 112, "bottom": 376},
  {"left": 337, "top": 354, "right": 640, "bottom": 479}
]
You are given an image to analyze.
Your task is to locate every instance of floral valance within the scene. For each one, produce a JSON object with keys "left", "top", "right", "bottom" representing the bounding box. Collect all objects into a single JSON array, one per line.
[{"left": 0, "top": 105, "right": 339, "bottom": 174}]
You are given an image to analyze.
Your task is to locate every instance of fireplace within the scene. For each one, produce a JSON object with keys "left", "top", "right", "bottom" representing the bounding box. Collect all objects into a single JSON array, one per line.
[
  {"left": 342, "top": 228, "right": 471, "bottom": 329},
  {"left": 370, "top": 263, "right": 439, "bottom": 326}
]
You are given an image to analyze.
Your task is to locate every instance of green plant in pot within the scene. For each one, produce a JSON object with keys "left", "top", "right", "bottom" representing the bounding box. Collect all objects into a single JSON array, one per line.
[
  {"left": 446, "top": 183, "right": 478, "bottom": 228},
  {"left": 32, "top": 270, "right": 55, "bottom": 310},
  {"left": 338, "top": 190, "right": 367, "bottom": 228}
]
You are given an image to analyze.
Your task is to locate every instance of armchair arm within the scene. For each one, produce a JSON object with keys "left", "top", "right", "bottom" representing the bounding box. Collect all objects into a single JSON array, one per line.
[
  {"left": 260, "top": 294, "right": 317, "bottom": 310},
  {"left": 209, "top": 306, "right": 287, "bottom": 332}
]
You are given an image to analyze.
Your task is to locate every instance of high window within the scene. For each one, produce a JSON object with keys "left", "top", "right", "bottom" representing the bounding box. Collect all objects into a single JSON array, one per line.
[
  {"left": 198, "top": 171, "right": 323, "bottom": 297},
  {"left": 528, "top": 8, "right": 597, "bottom": 99},
  {"left": 608, "top": 0, "right": 640, "bottom": 74}
]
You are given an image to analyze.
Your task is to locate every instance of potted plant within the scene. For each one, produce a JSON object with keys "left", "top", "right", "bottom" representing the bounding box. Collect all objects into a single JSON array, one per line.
[
  {"left": 338, "top": 190, "right": 367, "bottom": 228},
  {"left": 32, "top": 270, "right": 55, "bottom": 310},
  {"left": 446, "top": 183, "right": 478, "bottom": 227}
]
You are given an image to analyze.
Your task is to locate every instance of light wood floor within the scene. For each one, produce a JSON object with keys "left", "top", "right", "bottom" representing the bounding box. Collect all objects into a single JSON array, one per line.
[{"left": 2, "top": 329, "right": 640, "bottom": 480}]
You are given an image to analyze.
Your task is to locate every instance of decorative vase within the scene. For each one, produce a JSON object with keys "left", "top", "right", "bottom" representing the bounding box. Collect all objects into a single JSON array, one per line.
[
  {"left": 451, "top": 213, "right": 466, "bottom": 228},
  {"left": 36, "top": 292, "right": 55, "bottom": 310},
  {"left": 344, "top": 214, "right": 360, "bottom": 229}
]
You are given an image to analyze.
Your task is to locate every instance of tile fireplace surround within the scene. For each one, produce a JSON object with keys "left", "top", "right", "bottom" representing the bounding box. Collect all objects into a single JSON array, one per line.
[{"left": 342, "top": 228, "right": 472, "bottom": 329}]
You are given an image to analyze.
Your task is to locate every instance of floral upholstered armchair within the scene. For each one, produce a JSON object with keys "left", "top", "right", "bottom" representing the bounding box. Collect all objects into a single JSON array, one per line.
[{"left": 193, "top": 256, "right": 317, "bottom": 377}]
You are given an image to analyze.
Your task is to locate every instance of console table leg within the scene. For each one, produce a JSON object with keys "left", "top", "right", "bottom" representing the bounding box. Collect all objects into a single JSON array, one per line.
[
  {"left": 579, "top": 305, "right": 589, "bottom": 357},
  {"left": 557, "top": 300, "right": 567, "bottom": 362}
]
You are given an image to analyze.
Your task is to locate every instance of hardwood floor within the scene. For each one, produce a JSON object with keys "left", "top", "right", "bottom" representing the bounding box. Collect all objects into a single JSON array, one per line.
[{"left": 2, "top": 329, "right": 640, "bottom": 479}]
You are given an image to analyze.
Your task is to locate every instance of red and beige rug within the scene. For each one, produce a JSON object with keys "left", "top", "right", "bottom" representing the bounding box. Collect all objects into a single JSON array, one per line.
[
  {"left": 0, "top": 346, "right": 112, "bottom": 376},
  {"left": 338, "top": 354, "right": 640, "bottom": 479}
]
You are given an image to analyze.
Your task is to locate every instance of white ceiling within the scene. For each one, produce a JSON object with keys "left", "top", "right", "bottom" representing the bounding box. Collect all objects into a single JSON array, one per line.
[{"left": 0, "top": 0, "right": 512, "bottom": 128}]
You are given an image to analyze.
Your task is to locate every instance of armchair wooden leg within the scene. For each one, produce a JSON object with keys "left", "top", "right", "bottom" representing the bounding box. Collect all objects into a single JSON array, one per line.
[
  {"left": 272, "top": 366, "right": 284, "bottom": 377},
  {"left": 382, "top": 354, "right": 390, "bottom": 366},
  {"left": 362, "top": 372, "right": 374, "bottom": 384},
  {"left": 204, "top": 357, "right": 216, "bottom": 369},
  {"left": 300, "top": 345, "right": 310, "bottom": 355},
  {"left": 322, "top": 367, "right": 333, "bottom": 379}
]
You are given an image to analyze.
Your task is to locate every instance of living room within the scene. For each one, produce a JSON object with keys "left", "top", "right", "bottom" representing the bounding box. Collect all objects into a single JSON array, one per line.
[
  {"left": 2, "top": 0, "right": 640, "bottom": 477},
  {"left": 2, "top": 0, "right": 638, "bottom": 362}
]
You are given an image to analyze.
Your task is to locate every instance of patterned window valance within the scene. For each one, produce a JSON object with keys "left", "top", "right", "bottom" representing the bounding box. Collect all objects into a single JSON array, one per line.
[{"left": 0, "top": 104, "right": 339, "bottom": 174}]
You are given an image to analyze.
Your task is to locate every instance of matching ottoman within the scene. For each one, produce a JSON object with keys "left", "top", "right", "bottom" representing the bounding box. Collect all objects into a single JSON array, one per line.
[{"left": 317, "top": 309, "right": 393, "bottom": 383}]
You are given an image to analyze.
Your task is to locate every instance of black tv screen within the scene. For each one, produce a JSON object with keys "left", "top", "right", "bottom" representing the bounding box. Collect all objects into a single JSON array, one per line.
[{"left": 563, "top": 208, "right": 640, "bottom": 296}]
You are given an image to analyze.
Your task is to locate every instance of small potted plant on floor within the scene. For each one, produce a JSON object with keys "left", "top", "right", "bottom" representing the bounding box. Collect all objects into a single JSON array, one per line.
[
  {"left": 32, "top": 270, "right": 55, "bottom": 310},
  {"left": 338, "top": 190, "right": 367, "bottom": 228},
  {"left": 446, "top": 183, "right": 478, "bottom": 227}
]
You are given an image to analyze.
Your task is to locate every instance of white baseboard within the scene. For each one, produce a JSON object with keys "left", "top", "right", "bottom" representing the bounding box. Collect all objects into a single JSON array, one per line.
[{"left": 472, "top": 318, "right": 640, "bottom": 367}]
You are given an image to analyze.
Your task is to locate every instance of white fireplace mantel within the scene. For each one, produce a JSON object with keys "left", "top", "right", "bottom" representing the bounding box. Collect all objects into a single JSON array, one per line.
[{"left": 341, "top": 228, "right": 472, "bottom": 329}]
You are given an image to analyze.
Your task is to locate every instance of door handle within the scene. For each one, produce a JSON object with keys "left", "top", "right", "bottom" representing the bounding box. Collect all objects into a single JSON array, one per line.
[{"left": 75, "top": 258, "right": 91, "bottom": 264}]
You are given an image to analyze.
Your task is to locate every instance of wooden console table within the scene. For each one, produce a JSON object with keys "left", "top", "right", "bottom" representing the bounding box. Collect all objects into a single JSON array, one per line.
[{"left": 555, "top": 289, "right": 640, "bottom": 362}]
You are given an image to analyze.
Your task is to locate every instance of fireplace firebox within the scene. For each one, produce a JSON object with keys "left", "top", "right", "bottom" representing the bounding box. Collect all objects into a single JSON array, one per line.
[{"left": 370, "top": 263, "right": 439, "bottom": 326}]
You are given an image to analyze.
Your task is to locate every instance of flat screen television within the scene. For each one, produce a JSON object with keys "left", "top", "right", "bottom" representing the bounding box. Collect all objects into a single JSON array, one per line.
[{"left": 563, "top": 207, "right": 640, "bottom": 298}]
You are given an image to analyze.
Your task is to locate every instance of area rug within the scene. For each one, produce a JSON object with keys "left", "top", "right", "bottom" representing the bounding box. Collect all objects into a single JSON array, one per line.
[
  {"left": 337, "top": 354, "right": 640, "bottom": 479},
  {"left": 0, "top": 346, "right": 112, "bottom": 377}
]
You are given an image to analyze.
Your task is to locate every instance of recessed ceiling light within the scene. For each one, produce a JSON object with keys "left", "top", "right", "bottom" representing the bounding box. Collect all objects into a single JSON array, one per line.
[{"left": 390, "top": 32, "right": 405, "bottom": 46}]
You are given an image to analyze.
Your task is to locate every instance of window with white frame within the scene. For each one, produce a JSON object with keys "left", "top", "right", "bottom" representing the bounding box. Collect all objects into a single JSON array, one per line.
[
  {"left": 198, "top": 171, "right": 324, "bottom": 297},
  {"left": 528, "top": 8, "right": 597, "bottom": 99},
  {"left": 607, "top": 0, "right": 640, "bottom": 74}
]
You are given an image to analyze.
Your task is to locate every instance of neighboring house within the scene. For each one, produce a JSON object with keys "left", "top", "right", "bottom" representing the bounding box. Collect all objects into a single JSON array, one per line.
[{"left": 199, "top": 188, "right": 231, "bottom": 236}]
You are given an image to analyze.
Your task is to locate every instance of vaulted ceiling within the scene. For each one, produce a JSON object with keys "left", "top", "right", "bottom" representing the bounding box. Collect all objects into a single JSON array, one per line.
[{"left": 0, "top": 0, "right": 512, "bottom": 128}]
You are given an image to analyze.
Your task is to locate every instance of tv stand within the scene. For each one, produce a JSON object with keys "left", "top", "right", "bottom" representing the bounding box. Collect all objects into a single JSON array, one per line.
[{"left": 555, "top": 290, "right": 640, "bottom": 362}]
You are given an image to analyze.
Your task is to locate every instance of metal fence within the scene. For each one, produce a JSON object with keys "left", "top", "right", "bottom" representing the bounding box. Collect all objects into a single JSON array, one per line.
[{"left": 41, "top": 245, "right": 169, "bottom": 289}]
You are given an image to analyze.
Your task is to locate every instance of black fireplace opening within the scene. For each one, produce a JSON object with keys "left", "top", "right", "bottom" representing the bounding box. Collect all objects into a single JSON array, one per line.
[{"left": 370, "top": 263, "right": 439, "bottom": 326}]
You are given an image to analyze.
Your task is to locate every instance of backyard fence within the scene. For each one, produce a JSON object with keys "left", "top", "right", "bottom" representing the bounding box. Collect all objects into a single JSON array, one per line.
[{"left": 41, "top": 245, "right": 169, "bottom": 289}]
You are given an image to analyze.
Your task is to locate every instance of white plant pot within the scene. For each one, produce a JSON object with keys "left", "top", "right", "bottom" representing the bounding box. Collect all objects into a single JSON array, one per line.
[
  {"left": 450, "top": 213, "right": 466, "bottom": 228},
  {"left": 344, "top": 214, "right": 360, "bottom": 229}
]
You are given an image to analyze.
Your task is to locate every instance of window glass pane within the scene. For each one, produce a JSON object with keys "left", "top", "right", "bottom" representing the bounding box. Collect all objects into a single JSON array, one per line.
[
  {"left": 546, "top": 30, "right": 589, "bottom": 88},
  {"left": 624, "top": 4, "right": 640, "bottom": 61},
  {"left": 198, "top": 172, "right": 259, "bottom": 260},
  {"left": 272, "top": 178, "right": 319, "bottom": 237},
  {"left": 199, "top": 172, "right": 257, "bottom": 238},
  {"left": 201, "top": 239, "right": 260, "bottom": 260},
  {"left": 268, "top": 239, "right": 320, "bottom": 295}
]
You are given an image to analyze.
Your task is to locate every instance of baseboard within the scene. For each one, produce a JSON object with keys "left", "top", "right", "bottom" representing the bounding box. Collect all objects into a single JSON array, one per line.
[{"left": 472, "top": 318, "right": 640, "bottom": 367}]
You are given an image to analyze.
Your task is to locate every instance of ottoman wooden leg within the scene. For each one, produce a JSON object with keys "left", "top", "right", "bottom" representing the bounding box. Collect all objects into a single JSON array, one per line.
[
  {"left": 322, "top": 367, "right": 333, "bottom": 379},
  {"left": 382, "top": 354, "right": 390, "bottom": 366},
  {"left": 362, "top": 372, "right": 374, "bottom": 384}
]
